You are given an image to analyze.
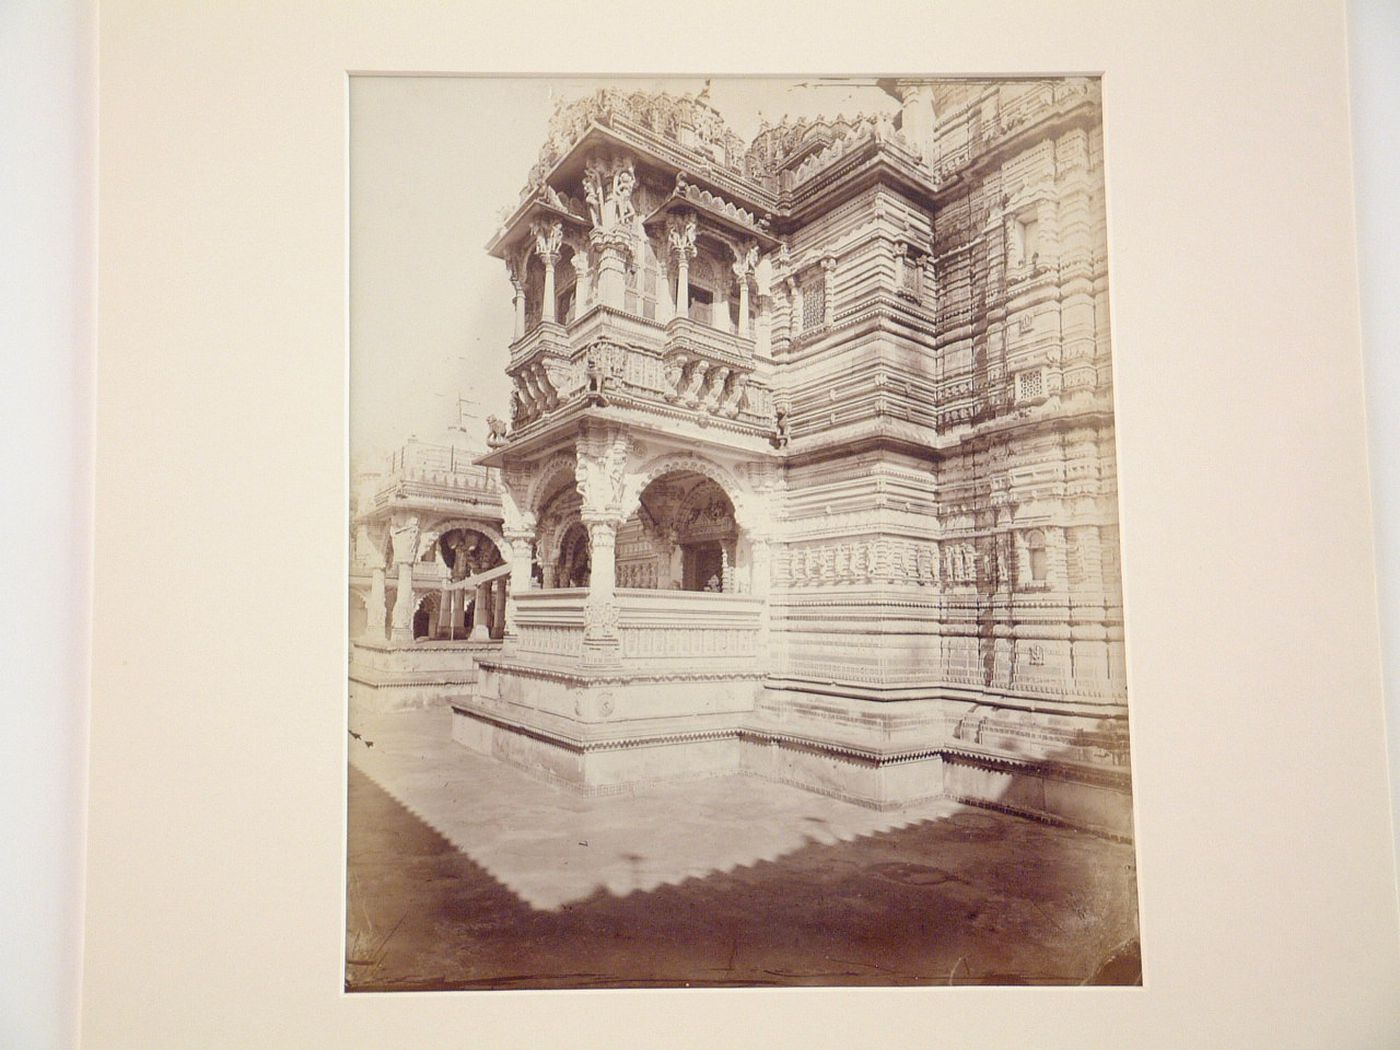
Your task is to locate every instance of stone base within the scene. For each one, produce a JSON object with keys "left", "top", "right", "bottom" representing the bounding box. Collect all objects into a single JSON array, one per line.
[
  {"left": 449, "top": 670, "right": 1134, "bottom": 838},
  {"left": 742, "top": 688, "right": 1134, "bottom": 838},
  {"left": 349, "top": 638, "right": 500, "bottom": 714},
  {"left": 452, "top": 656, "right": 762, "bottom": 794},
  {"left": 451, "top": 697, "right": 744, "bottom": 795}
]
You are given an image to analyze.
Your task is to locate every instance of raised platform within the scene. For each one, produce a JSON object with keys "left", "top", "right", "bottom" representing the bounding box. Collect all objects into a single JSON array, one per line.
[
  {"left": 349, "top": 637, "right": 500, "bottom": 713},
  {"left": 450, "top": 678, "right": 1133, "bottom": 838}
]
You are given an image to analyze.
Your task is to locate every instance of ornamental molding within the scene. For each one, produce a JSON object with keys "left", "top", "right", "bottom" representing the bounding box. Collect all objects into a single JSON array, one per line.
[
  {"left": 416, "top": 517, "right": 508, "bottom": 564},
  {"left": 618, "top": 451, "right": 752, "bottom": 530}
]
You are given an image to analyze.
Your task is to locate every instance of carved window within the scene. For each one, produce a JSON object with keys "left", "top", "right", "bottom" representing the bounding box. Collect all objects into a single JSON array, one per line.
[
  {"left": 1017, "top": 368, "right": 1044, "bottom": 400},
  {"left": 1010, "top": 215, "right": 1040, "bottom": 269},
  {"left": 1026, "top": 529, "right": 1048, "bottom": 583},
  {"left": 801, "top": 270, "right": 825, "bottom": 332}
]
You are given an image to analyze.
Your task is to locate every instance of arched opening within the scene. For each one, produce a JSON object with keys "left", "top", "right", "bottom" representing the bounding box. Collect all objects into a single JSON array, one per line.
[
  {"left": 413, "top": 592, "right": 438, "bottom": 640},
  {"left": 1026, "top": 529, "right": 1048, "bottom": 583},
  {"left": 558, "top": 521, "right": 591, "bottom": 588},
  {"left": 430, "top": 527, "right": 503, "bottom": 640},
  {"left": 619, "top": 470, "right": 741, "bottom": 592},
  {"left": 534, "top": 472, "right": 586, "bottom": 589}
]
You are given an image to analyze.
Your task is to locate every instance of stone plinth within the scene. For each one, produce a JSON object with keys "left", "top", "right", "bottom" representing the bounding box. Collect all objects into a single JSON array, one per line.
[{"left": 349, "top": 638, "right": 501, "bottom": 714}]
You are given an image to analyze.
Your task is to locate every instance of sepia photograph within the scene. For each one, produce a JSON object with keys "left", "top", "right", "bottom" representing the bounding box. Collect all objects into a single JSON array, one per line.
[{"left": 345, "top": 73, "right": 1138, "bottom": 991}]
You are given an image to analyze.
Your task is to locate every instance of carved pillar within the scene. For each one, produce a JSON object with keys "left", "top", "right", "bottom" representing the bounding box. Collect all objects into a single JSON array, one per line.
[
  {"left": 676, "top": 249, "right": 691, "bottom": 317},
  {"left": 507, "top": 246, "right": 529, "bottom": 341},
  {"left": 470, "top": 583, "right": 491, "bottom": 641},
  {"left": 592, "top": 233, "right": 629, "bottom": 309},
  {"left": 532, "top": 221, "right": 563, "bottom": 324},
  {"left": 736, "top": 271, "right": 751, "bottom": 335},
  {"left": 491, "top": 579, "right": 507, "bottom": 640},
  {"left": 540, "top": 256, "right": 558, "bottom": 323},
  {"left": 541, "top": 564, "right": 557, "bottom": 588},
  {"left": 453, "top": 587, "right": 468, "bottom": 634},
  {"left": 821, "top": 254, "right": 837, "bottom": 328},
  {"left": 365, "top": 567, "right": 386, "bottom": 642},
  {"left": 511, "top": 278, "right": 525, "bottom": 340},
  {"left": 390, "top": 562, "right": 414, "bottom": 643},
  {"left": 388, "top": 515, "right": 419, "bottom": 645},
  {"left": 503, "top": 530, "right": 535, "bottom": 640},
  {"left": 732, "top": 243, "right": 757, "bottom": 337},
  {"left": 668, "top": 212, "right": 697, "bottom": 318},
  {"left": 582, "top": 517, "right": 622, "bottom": 665}
]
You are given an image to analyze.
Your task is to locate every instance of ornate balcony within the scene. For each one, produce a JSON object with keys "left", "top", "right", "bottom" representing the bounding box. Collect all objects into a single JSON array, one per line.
[{"left": 502, "top": 306, "right": 775, "bottom": 437}]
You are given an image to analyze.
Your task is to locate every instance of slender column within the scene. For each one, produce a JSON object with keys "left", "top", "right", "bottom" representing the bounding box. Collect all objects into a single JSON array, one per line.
[
  {"left": 541, "top": 564, "right": 557, "bottom": 588},
  {"left": 721, "top": 545, "right": 734, "bottom": 592},
  {"left": 365, "top": 567, "right": 386, "bottom": 642},
  {"left": 390, "top": 561, "right": 414, "bottom": 643},
  {"left": 582, "top": 517, "right": 622, "bottom": 666},
  {"left": 503, "top": 530, "right": 535, "bottom": 641},
  {"left": 676, "top": 251, "right": 690, "bottom": 316},
  {"left": 821, "top": 255, "right": 837, "bottom": 328},
  {"left": 532, "top": 221, "right": 563, "bottom": 324},
  {"left": 732, "top": 244, "right": 756, "bottom": 337},
  {"left": 511, "top": 279, "right": 525, "bottom": 340},
  {"left": 668, "top": 213, "right": 697, "bottom": 318},
  {"left": 470, "top": 583, "right": 491, "bottom": 641},
  {"left": 491, "top": 579, "right": 507, "bottom": 640},
  {"left": 540, "top": 256, "right": 558, "bottom": 323}
]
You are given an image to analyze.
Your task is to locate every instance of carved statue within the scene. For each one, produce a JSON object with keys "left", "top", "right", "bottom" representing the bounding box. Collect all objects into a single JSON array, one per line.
[
  {"left": 583, "top": 176, "right": 603, "bottom": 227},
  {"left": 485, "top": 415, "right": 510, "bottom": 448},
  {"left": 772, "top": 404, "right": 790, "bottom": 449},
  {"left": 611, "top": 166, "right": 636, "bottom": 227}
]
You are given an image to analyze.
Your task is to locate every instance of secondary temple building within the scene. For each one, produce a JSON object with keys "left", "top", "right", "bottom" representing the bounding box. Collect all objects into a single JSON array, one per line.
[{"left": 350, "top": 78, "right": 1132, "bottom": 837}]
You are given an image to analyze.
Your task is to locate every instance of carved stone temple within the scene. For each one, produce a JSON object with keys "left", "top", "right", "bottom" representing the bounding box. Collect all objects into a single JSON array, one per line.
[{"left": 349, "top": 79, "right": 1132, "bottom": 836}]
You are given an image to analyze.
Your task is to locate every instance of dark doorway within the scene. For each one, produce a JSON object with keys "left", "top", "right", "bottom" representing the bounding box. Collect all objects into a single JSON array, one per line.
[{"left": 682, "top": 541, "right": 724, "bottom": 591}]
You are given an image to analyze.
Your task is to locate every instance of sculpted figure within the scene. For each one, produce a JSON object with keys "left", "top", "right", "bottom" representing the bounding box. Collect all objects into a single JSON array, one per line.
[
  {"left": 611, "top": 167, "right": 636, "bottom": 227},
  {"left": 772, "top": 404, "right": 790, "bottom": 449},
  {"left": 486, "top": 414, "right": 510, "bottom": 448}
]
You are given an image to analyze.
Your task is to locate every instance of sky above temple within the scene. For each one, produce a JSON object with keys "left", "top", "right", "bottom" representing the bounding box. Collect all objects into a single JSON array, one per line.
[{"left": 349, "top": 76, "right": 898, "bottom": 472}]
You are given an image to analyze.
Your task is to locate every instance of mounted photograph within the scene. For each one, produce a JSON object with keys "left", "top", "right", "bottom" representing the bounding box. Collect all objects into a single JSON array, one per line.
[{"left": 346, "top": 74, "right": 1139, "bottom": 990}]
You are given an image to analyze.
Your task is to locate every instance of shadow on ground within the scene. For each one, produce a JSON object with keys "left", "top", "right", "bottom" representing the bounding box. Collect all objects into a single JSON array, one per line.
[{"left": 346, "top": 765, "right": 1139, "bottom": 991}]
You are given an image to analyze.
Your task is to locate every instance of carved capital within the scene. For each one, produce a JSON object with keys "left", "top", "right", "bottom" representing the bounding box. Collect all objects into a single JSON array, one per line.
[
  {"left": 574, "top": 425, "right": 631, "bottom": 520},
  {"left": 531, "top": 220, "right": 564, "bottom": 263},
  {"left": 667, "top": 211, "right": 698, "bottom": 260},
  {"left": 730, "top": 238, "right": 760, "bottom": 279},
  {"left": 388, "top": 512, "right": 420, "bottom": 565}
]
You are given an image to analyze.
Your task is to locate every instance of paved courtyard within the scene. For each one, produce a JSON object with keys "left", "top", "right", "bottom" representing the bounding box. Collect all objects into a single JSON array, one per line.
[{"left": 346, "top": 708, "right": 1140, "bottom": 990}]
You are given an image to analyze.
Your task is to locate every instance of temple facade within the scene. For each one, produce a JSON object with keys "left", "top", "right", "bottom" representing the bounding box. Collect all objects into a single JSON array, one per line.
[{"left": 351, "top": 78, "right": 1132, "bottom": 836}]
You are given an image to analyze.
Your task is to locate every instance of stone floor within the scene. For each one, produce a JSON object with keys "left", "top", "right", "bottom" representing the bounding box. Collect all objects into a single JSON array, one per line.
[{"left": 346, "top": 708, "right": 1141, "bottom": 991}]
